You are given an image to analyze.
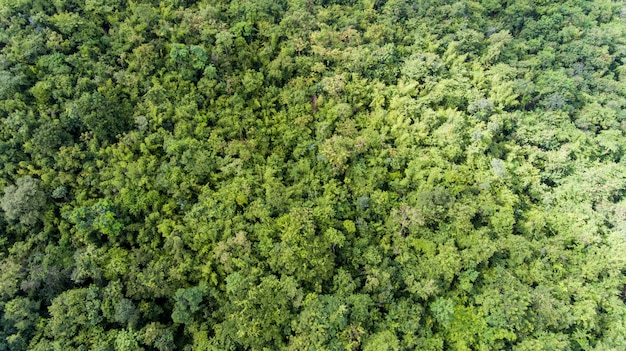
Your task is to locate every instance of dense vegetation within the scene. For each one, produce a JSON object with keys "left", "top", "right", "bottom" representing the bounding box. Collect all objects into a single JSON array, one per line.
[{"left": 1, "top": 0, "right": 626, "bottom": 350}]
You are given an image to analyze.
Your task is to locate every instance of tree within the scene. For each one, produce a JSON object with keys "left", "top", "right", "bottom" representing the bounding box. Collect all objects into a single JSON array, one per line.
[
  {"left": 1, "top": 176, "right": 46, "bottom": 227},
  {"left": 171, "top": 284, "right": 206, "bottom": 325},
  {"left": 2, "top": 297, "right": 40, "bottom": 351},
  {"left": 1, "top": 0, "right": 626, "bottom": 350}
]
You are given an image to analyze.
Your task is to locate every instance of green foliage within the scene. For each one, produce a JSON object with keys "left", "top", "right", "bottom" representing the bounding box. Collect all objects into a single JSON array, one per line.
[
  {"left": 1, "top": 176, "right": 45, "bottom": 227},
  {"left": 171, "top": 284, "right": 205, "bottom": 325},
  {"left": 114, "top": 329, "right": 142, "bottom": 351},
  {"left": 66, "top": 198, "right": 123, "bottom": 239},
  {"left": 0, "top": 0, "right": 625, "bottom": 350}
]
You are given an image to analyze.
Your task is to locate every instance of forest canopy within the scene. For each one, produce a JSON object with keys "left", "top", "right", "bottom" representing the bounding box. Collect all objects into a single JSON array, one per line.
[{"left": 1, "top": 0, "right": 626, "bottom": 350}]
